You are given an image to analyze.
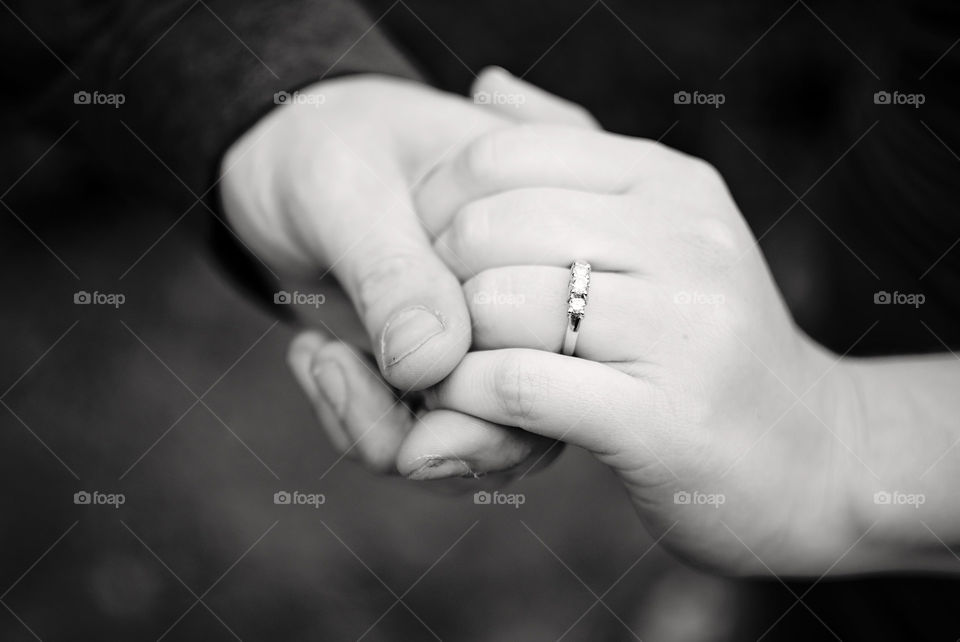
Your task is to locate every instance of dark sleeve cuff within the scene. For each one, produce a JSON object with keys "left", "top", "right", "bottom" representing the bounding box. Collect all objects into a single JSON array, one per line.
[{"left": 74, "top": 0, "right": 424, "bottom": 201}]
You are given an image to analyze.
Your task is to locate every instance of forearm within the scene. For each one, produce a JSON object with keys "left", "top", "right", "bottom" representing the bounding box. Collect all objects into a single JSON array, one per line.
[{"left": 842, "top": 353, "right": 960, "bottom": 572}]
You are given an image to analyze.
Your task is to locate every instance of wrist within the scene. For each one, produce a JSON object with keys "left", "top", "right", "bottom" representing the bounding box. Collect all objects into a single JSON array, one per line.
[
  {"left": 823, "top": 354, "right": 960, "bottom": 573},
  {"left": 785, "top": 336, "right": 879, "bottom": 572}
]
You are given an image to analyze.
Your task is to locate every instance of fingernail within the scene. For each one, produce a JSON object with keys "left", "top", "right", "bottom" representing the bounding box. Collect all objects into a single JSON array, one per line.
[
  {"left": 380, "top": 306, "right": 444, "bottom": 368},
  {"left": 406, "top": 456, "right": 474, "bottom": 481},
  {"left": 311, "top": 359, "right": 347, "bottom": 417}
]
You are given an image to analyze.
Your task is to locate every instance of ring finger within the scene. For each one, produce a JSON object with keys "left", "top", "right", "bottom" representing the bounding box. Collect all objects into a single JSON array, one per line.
[{"left": 465, "top": 265, "right": 670, "bottom": 362}]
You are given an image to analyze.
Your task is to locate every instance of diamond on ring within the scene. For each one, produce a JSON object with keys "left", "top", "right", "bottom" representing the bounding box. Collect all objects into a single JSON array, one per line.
[{"left": 563, "top": 261, "right": 591, "bottom": 355}]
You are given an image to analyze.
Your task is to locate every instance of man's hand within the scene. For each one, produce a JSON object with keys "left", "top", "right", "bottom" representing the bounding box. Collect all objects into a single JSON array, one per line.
[
  {"left": 220, "top": 75, "right": 501, "bottom": 386},
  {"left": 218, "top": 69, "right": 593, "bottom": 475}
]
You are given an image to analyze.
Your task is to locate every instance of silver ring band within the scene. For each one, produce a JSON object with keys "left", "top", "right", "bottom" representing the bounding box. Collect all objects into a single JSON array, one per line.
[{"left": 562, "top": 261, "right": 591, "bottom": 356}]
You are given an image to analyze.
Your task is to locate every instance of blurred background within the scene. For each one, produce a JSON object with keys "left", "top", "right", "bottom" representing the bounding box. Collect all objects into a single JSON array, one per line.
[{"left": 3, "top": 0, "right": 960, "bottom": 639}]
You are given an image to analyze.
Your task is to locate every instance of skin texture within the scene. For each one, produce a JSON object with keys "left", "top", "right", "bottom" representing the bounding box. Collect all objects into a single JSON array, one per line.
[
  {"left": 418, "top": 120, "right": 960, "bottom": 577},
  {"left": 415, "top": 123, "right": 869, "bottom": 576},
  {"left": 225, "top": 71, "right": 960, "bottom": 577}
]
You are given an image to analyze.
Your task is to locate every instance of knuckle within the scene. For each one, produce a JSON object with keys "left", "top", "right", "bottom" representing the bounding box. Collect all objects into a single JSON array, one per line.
[
  {"left": 696, "top": 216, "right": 738, "bottom": 251},
  {"left": 459, "top": 125, "right": 538, "bottom": 183},
  {"left": 681, "top": 216, "right": 740, "bottom": 265},
  {"left": 689, "top": 157, "right": 723, "bottom": 186},
  {"left": 572, "top": 104, "right": 597, "bottom": 126},
  {"left": 460, "top": 131, "right": 506, "bottom": 182},
  {"left": 449, "top": 200, "right": 490, "bottom": 254},
  {"left": 491, "top": 353, "right": 543, "bottom": 423},
  {"left": 638, "top": 139, "right": 682, "bottom": 168},
  {"left": 641, "top": 138, "right": 672, "bottom": 157}
]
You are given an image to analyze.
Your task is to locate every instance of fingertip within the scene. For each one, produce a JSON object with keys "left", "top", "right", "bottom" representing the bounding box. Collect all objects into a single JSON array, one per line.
[
  {"left": 286, "top": 332, "right": 357, "bottom": 458},
  {"left": 473, "top": 67, "right": 601, "bottom": 130},
  {"left": 287, "top": 330, "right": 327, "bottom": 366},
  {"left": 379, "top": 307, "right": 472, "bottom": 391},
  {"left": 396, "top": 409, "right": 563, "bottom": 480},
  {"left": 316, "top": 341, "right": 412, "bottom": 474},
  {"left": 395, "top": 409, "right": 514, "bottom": 479},
  {"left": 375, "top": 266, "right": 474, "bottom": 391},
  {"left": 471, "top": 65, "right": 512, "bottom": 96},
  {"left": 287, "top": 330, "right": 330, "bottom": 398},
  {"left": 430, "top": 348, "right": 643, "bottom": 456}
]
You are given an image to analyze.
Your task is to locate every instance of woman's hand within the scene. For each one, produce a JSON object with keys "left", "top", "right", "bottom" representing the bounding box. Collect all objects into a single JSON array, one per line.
[{"left": 415, "top": 124, "right": 873, "bottom": 576}]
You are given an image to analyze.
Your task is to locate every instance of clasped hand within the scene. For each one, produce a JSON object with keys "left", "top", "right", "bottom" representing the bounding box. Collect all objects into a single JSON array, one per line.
[{"left": 221, "top": 68, "right": 875, "bottom": 575}]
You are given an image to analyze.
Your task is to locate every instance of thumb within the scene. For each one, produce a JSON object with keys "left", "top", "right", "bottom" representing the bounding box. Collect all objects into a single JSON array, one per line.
[
  {"left": 287, "top": 81, "right": 510, "bottom": 393},
  {"left": 324, "top": 174, "right": 472, "bottom": 391},
  {"left": 315, "top": 91, "right": 508, "bottom": 391},
  {"left": 471, "top": 66, "right": 601, "bottom": 129}
]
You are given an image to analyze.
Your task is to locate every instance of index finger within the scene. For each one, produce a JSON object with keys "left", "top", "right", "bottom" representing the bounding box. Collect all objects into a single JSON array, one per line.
[{"left": 413, "top": 124, "right": 685, "bottom": 234}]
